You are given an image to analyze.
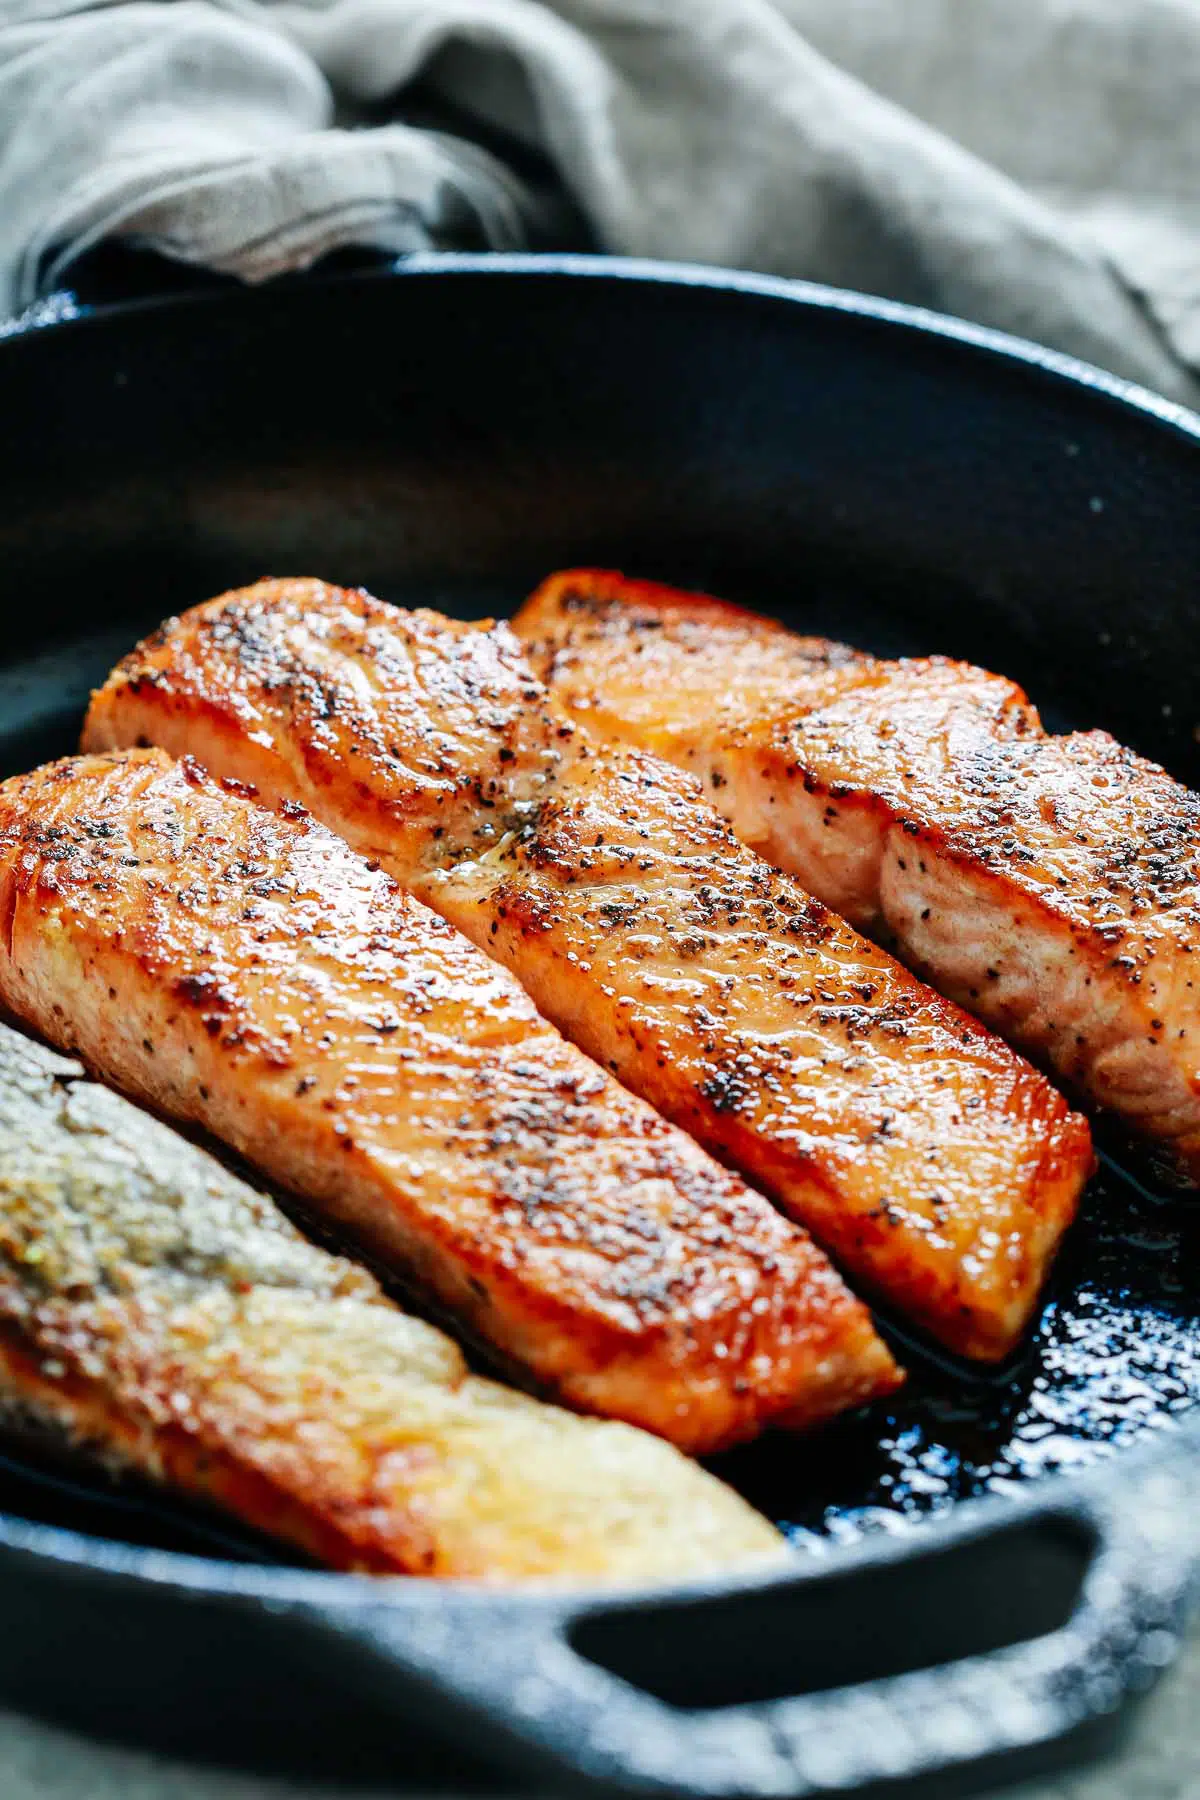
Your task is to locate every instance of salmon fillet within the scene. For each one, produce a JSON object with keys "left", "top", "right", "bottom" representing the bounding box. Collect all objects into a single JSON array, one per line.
[
  {"left": 0, "top": 1021, "right": 787, "bottom": 1582},
  {"left": 0, "top": 751, "right": 895, "bottom": 1454},
  {"left": 85, "top": 582, "right": 1092, "bottom": 1359},
  {"left": 515, "top": 570, "right": 1200, "bottom": 1180}
]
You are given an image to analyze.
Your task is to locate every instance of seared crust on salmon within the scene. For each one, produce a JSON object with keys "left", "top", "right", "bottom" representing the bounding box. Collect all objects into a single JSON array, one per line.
[
  {"left": 516, "top": 569, "right": 1200, "bottom": 1179},
  {"left": 85, "top": 582, "right": 1091, "bottom": 1357},
  {"left": 0, "top": 1021, "right": 787, "bottom": 1581},
  {"left": 0, "top": 751, "right": 896, "bottom": 1453}
]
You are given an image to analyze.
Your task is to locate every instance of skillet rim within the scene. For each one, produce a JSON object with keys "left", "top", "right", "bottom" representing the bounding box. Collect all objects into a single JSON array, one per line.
[
  {"left": 8, "top": 248, "right": 1200, "bottom": 444},
  {"left": 0, "top": 252, "right": 1197, "bottom": 1612}
]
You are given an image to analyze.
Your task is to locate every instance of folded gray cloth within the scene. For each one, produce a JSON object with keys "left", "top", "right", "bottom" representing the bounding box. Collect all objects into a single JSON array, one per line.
[{"left": 2, "top": 0, "right": 1198, "bottom": 404}]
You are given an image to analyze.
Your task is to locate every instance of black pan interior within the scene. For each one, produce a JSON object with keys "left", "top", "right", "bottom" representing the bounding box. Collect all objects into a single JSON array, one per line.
[{"left": 1, "top": 260, "right": 1199, "bottom": 1563}]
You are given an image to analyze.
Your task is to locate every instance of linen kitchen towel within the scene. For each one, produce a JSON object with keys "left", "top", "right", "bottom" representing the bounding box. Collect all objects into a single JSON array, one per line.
[{"left": 2, "top": 0, "right": 1197, "bottom": 400}]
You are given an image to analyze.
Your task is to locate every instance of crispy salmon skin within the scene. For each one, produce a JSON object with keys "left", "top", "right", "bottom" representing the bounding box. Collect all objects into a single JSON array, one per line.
[
  {"left": 0, "top": 1021, "right": 787, "bottom": 1582},
  {"left": 0, "top": 749, "right": 896, "bottom": 1452},
  {"left": 516, "top": 569, "right": 1200, "bottom": 1180},
  {"left": 85, "top": 582, "right": 1092, "bottom": 1358}
]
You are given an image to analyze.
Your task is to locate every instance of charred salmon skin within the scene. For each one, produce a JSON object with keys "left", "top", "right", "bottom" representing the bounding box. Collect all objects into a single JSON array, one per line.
[
  {"left": 0, "top": 751, "right": 896, "bottom": 1453},
  {"left": 85, "top": 583, "right": 1092, "bottom": 1358},
  {"left": 515, "top": 570, "right": 1200, "bottom": 1180},
  {"left": 0, "top": 1020, "right": 787, "bottom": 1581}
]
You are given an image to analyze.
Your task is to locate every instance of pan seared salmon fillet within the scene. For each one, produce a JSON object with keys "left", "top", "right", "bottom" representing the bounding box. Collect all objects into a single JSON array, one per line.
[
  {"left": 0, "top": 1021, "right": 788, "bottom": 1582},
  {"left": 85, "top": 582, "right": 1091, "bottom": 1358},
  {"left": 0, "top": 751, "right": 896, "bottom": 1453},
  {"left": 515, "top": 570, "right": 1200, "bottom": 1180}
]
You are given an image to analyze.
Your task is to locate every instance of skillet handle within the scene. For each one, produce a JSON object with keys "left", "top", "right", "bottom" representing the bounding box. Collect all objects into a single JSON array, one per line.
[{"left": 299, "top": 1448, "right": 1200, "bottom": 1797}]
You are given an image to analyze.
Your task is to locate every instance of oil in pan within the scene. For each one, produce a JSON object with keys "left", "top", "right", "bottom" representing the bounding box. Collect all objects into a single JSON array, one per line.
[{"left": 714, "top": 1155, "right": 1200, "bottom": 1546}]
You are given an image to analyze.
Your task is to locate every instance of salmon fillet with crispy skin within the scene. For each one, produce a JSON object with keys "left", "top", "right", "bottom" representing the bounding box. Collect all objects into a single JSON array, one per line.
[
  {"left": 85, "top": 582, "right": 1092, "bottom": 1359},
  {"left": 514, "top": 569, "right": 1200, "bottom": 1180},
  {"left": 0, "top": 1020, "right": 787, "bottom": 1582},
  {"left": 0, "top": 750, "right": 895, "bottom": 1454}
]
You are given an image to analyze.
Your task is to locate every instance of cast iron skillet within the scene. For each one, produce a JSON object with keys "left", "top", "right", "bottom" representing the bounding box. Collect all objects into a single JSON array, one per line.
[{"left": 0, "top": 255, "right": 1199, "bottom": 1798}]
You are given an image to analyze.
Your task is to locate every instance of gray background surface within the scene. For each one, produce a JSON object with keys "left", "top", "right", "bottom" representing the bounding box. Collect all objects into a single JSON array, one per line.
[{"left": 3, "top": 1628, "right": 1197, "bottom": 1800}]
